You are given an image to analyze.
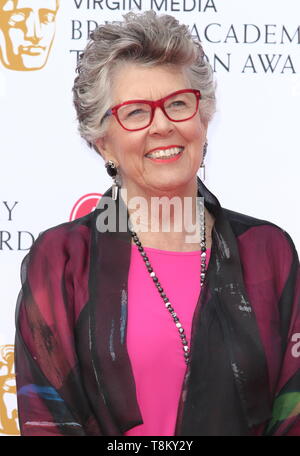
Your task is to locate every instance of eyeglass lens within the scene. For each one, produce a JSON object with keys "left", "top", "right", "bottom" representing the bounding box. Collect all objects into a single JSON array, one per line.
[{"left": 117, "top": 91, "right": 198, "bottom": 130}]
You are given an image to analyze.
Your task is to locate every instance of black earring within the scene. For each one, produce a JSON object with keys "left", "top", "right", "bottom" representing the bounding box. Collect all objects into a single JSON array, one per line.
[
  {"left": 105, "top": 160, "right": 117, "bottom": 177},
  {"left": 105, "top": 160, "right": 119, "bottom": 200}
]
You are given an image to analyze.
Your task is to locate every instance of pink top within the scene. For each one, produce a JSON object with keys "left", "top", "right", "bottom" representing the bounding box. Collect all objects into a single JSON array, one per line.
[{"left": 124, "top": 244, "right": 211, "bottom": 436}]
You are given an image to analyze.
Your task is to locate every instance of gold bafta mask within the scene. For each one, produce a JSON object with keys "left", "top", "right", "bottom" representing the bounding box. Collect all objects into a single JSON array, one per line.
[
  {"left": 0, "top": 0, "right": 60, "bottom": 71},
  {"left": 0, "top": 345, "right": 19, "bottom": 435}
]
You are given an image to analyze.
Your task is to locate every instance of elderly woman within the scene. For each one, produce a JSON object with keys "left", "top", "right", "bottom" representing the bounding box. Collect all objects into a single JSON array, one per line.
[{"left": 15, "top": 11, "right": 300, "bottom": 436}]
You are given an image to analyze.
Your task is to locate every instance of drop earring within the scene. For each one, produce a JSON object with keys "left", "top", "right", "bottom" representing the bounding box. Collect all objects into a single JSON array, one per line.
[
  {"left": 105, "top": 160, "right": 120, "bottom": 200},
  {"left": 199, "top": 141, "right": 208, "bottom": 181}
]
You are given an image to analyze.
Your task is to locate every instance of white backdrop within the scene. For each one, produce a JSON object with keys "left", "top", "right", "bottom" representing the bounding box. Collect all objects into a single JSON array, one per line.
[{"left": 0, "top": 0, "right": 299, "bottom": 435}]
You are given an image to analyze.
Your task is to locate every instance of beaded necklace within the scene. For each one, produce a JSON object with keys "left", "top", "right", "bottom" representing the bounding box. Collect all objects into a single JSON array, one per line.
[{"left": 128, "top": 199, "right": 207, "bottom": 365}]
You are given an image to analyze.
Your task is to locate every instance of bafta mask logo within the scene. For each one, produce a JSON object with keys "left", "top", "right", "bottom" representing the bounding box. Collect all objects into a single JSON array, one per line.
[
  {"left": 0, "top": 345, "right": 19, "bottom": 435},
  {"left": 0, "top": 0, "right": 60, "bottom": 71}
]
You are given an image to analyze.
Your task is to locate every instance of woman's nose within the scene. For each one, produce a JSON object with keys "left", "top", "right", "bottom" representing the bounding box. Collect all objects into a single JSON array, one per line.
[{"left": 148, "top": 107, "right": 175, "bottom": 136}]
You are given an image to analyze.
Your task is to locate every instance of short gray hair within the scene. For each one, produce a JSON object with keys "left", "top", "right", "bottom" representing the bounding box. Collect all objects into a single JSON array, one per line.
[{"left": 73, "top": 10, "right": 216, "bottom": 150}]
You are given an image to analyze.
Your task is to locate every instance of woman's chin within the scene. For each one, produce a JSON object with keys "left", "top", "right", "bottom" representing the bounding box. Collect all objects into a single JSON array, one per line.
[{"left": 143, "top": 175, "right": 195, "bottom": 195}]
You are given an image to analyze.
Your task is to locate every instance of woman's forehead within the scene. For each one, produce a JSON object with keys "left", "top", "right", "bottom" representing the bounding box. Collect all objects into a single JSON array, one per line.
[{"left": 110, "top": 63, "right": 190, "bottom": 102}]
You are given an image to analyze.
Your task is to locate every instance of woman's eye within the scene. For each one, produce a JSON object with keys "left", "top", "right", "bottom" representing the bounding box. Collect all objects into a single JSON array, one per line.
[
  {"left": 170, "top": 100, "right": 186, "bottom": 108},
  {"left": 127, "top": 109, "right": 146, "bottom": 117}
]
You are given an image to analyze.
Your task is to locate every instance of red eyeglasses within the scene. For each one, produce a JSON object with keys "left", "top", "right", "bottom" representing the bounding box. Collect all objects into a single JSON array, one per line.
[{"left": 102, "top": 89, "right": 201, "bottom": 132}]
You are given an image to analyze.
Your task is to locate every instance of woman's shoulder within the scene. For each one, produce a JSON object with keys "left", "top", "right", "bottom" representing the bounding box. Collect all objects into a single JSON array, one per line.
[
  {"left": 29, "top": 211, "right": 95, "bottom": 262},
  {"left": 223, "top": 206, "right": 298, "bottom": 259}
]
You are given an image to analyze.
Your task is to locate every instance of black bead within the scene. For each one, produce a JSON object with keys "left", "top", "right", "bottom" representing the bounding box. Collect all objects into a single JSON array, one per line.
[
  {"left": 105, "top": 163, "right": 117, "bottom": 177},
  {"left": 132, "top": 231, "right": 191, "bottom": 366},
  {"left": 130, "top": 231, "right": 136, "bottom": 237}
]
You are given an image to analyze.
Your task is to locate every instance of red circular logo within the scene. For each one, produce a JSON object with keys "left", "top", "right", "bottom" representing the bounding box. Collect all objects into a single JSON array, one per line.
[{"left": 69, "top": 193, "right": 102, "bottom": 221}]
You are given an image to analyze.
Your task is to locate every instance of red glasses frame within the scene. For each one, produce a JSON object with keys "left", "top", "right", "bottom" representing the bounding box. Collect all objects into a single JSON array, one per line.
[{"left": 104, "top": 89, "right": 201, "bottom": 132}]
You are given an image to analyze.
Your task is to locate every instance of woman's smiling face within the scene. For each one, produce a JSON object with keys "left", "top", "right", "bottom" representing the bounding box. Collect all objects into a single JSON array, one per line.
[{"left": 97, "top": 64, "right": 208, "bottom": 197}]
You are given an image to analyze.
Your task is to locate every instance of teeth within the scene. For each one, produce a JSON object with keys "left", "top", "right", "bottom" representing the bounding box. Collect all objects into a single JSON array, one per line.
[{"left": 146, "top": 147, "right": 184, "bottom": 159}]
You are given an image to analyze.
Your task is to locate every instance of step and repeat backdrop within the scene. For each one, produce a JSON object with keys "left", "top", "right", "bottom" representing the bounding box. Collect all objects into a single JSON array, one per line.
[{"left": 0, "top": 0, "right": 299, "bottom": 435}]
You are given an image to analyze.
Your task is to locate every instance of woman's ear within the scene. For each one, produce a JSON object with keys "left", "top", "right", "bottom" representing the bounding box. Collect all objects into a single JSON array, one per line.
[
  {"left": 95, "top": 137, "right": 119, "bottom": 167},
  {"left": 202, "top": 119, "right": 208, "bottom": 136},
  {"left": 95, "top": 137, "right": 105, "bottom": 159},
  {"left": 95, "top": 137, "right": 115, "bottom": 163}
]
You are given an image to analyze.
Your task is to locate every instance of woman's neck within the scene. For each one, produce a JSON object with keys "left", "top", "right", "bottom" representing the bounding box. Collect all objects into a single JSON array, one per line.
[
  {"left": 120, "top": 181, "right": 214, "bottom": 252},
  {"left": 130, "top": 210, "right": 213, "bottom": 252}
]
